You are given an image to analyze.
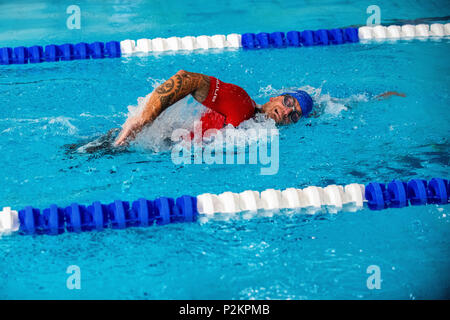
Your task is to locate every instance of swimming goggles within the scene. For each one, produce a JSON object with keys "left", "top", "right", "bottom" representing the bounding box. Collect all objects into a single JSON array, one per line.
[{"left": 282, "top": 94, "right": 302, "bottom": 123}]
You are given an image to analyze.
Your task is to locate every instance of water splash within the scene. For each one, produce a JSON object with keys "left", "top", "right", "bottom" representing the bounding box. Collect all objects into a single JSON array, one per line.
[
  {"left": 314, "top": 91, "right": 369, "bottom": 117},
  {"left": 256, "top": 83, "right": 369, "bottom": 118},
  {"left": 131, "top": 94, "right": 205, "bottom": 152},
  {"left": 0, "top": 116, "right": 79, "bottom": 136}
]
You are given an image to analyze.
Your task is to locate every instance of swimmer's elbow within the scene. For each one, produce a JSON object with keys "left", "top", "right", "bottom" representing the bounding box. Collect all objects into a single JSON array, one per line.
[{"left": 173, "top": 70, "right": 210, "bottom": 103}]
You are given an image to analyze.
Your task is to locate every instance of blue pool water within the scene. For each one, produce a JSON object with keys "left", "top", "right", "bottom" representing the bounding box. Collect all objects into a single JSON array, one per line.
[{"left": 0, "top": 0, "right": 449, "bottom": 299}]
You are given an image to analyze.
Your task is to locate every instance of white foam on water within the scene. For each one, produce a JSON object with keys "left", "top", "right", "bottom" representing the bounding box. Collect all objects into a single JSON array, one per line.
[
  {"left": 46, "top": 116, "right": 78, "bottom": 135},
  {"left": 127, "top": 94, "right": 277, "bottom": 153},
  {"left": 129, "top": 94, "right": 205, "bottom": 152},
  {"left": 201, "top": 113, "right": 279, "bottom": 156},
  {"left": 256, "top": 83, "right": 369, "bottom": 118},
  {"left": 0, "top": 116, "right": 79, "bottom": 136},
  {"left": 315, "top": 91, "right": 369, "bottom": 117}
]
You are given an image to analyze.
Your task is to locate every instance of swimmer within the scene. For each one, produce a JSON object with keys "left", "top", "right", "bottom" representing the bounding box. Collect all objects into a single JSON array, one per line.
[
  {"left": 114, "top": 70, "right": 316, "bottom": 146},
  {"left": 114, "top": 70, "right": 406, "bottom": 146},
  {"left": 66, "top": 71, "right": 405, "bottom": 156},
  {"left": 83, "top": 70, "right": 405, "bottom": 147}
]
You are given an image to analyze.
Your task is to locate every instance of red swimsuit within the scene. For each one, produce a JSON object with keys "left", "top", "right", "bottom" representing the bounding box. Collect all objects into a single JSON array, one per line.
[{"left": 197, "top": 76, "right": 256, "bottom": 135}]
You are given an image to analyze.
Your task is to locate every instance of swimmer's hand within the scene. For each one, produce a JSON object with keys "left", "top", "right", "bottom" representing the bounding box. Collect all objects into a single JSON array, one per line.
[
  {"left": 375, "top": 91, "right": 406, "bottom": 100},
  {"left": 114, "top": 116, "right": 147, "bottom": 146}
]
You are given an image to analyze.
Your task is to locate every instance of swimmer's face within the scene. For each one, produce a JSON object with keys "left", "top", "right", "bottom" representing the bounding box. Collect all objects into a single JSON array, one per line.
[{"left": 261, "top": 95, "right": 302, "bottom": 124}]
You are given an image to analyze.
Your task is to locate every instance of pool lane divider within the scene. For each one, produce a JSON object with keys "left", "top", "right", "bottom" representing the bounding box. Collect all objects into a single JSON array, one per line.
[
  {"left": 0, "top": 177, "right": 448, "bottom": 236},
  {"left": 1, "top": 23, "right": 449, "bottom": 65},
  {"left": 0, "top": 41, "right": 121, "bottom": 65}
]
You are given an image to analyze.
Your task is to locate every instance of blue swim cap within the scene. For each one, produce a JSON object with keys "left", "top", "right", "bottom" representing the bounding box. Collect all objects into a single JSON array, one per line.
[{"left": 282, "top": 90, "right": 313, "bottom": 117}]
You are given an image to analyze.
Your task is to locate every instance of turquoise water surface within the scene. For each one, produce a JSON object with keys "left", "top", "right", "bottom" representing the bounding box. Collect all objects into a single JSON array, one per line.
[{"left": 0, "top": 0, "right": 449, "bottom": 299}]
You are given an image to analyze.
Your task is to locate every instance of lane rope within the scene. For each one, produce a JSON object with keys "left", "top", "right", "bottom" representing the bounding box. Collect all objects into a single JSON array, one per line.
[
  {"left": 1, "top": 23, "right": 449, "bottom": 65},
  {"left": 0, "top": 177, "right": 448, "bottom": 236}
]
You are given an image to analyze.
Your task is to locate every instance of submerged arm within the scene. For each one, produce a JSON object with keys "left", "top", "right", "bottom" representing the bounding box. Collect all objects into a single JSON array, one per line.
[
  {"left": 374, "top": 91, "right": 406, "bottom": 100},
  {"left": 115, "top": 70, "right": 210, "bottom": 146}
]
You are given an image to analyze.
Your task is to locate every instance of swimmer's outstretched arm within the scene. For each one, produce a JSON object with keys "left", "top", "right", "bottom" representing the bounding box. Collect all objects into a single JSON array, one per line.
[
  {"left": 374, "top": 91, "right": 406, "bottom": 100},
  {"left": 115, "top": 70, "right": 210, "bottom": 146}
]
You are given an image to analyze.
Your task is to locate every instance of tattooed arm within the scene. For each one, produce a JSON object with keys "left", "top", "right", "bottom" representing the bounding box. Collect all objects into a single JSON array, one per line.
[{"left": 114, "top": 70, "right": 210, "bottom": 146}]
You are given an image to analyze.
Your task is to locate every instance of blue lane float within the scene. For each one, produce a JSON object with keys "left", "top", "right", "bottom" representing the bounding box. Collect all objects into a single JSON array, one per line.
[
  {"left": 269, "top": 32, "right": 286, "bottom": 47},
  {"left": 13, "top": 46, "right": 28, "bottom": 64},
  {"left": 74, "top": 42, "right": 90, "bottom": 59},
  {"left": 0, "top": 47, "right": 13, "bottom": 64},
  {"left": 241, "top": 33, "right": 257, "bottom": 49},
  {"left": 314, "top": 29, "right": 329, "bottom": 45},
  {"left": 256, "top": 32, "right": 270, "bottom": 48},
  {"left": 105, "top": 40, "right": 121, "bottom": 57},
  {"left": 286, "top": 31, "right": 301, "bottom": 46},
  {"left": 60, "top": 43, "right": 74, "bottom": 61},
  {"left": 344, "top": 27, "right": 359, "bottom": 42},
  {"left": 29, "top": 46, "right": 44, "bottom": 63},
  {"left": 328, "top": 29, "right": 344, "bottom": 44},
  {"left": 44, "top": 45, "right": 60, "bottom": 62}
]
